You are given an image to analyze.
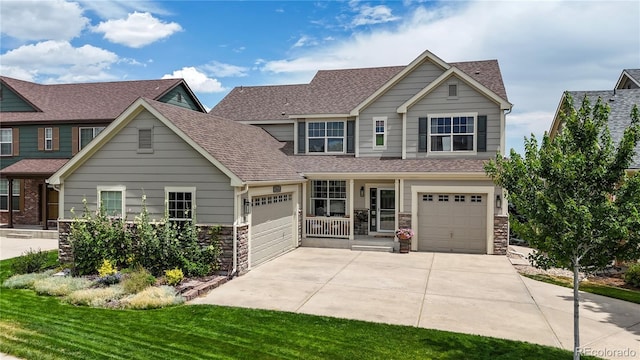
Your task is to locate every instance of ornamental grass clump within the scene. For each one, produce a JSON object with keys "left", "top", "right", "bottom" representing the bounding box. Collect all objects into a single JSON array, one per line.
[
  {"left": 624, "top": 263, "right": 640, "bottom": 288},
  {"left": 33, "top": 276, "right": 94, "bottom": 296},
  {"left": 2, "top": 271, "right": 54, "bottom": 289},
  {"left": 66, "top": 285, "right": 125, "bottom": 307},
  {"left": 121, "top": 286, "right": 184, "bottom": 310},
  {"left": 122, "top": 266, "right": 156, "bottom": 294}
]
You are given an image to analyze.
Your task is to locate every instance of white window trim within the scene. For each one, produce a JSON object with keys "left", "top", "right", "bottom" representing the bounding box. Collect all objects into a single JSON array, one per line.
[
  {"left": 44, "top": 127, "right": 53, "bottom": 151},
  {"left": 306, "top": 121, "right": 346, "bottom": 154},
  {"left": 373, "top": 116, "right": 387, "bottom": 150},
  {"left": 79, "top": 127, "right": 105, "bottom": 150},
  {"left": 0, "top": 179, "right": 20, "bottom": 212},
  {"left": 0, "top": 128, "right": 12, "bottom": 157},
  {"left": 165, "top": 186, "right": 196, "bottom": 221},
  {"left": 137, "top": 127, "right": 154, "bottom": 154},
  {"left": 97, "top": 186, "right": 125, "bottom": 217},
  {"left": 427, "top": 112, "right": 477, "bottom": 155},
  {"left": 310, "top": 180, "right": 347, "bottom": 217}
]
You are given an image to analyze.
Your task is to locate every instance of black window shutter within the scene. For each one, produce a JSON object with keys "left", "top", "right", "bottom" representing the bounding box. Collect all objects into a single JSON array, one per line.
[
  {"left": 297, "top": 122, "right": 306, "bottom": 154},
  {"left": 477, "top": 115, "right": 487, "bottom": 152},
  {"left": 418, "top": 117, "right": 427, "bottom": 152},
  {"left": 346, "top": 120, "right": 355, "bottom": 154}
]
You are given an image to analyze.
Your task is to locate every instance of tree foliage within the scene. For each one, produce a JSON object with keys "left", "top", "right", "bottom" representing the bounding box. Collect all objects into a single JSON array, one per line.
[{"left": 486, "top": 94, "right": 640, "bottom": 270}]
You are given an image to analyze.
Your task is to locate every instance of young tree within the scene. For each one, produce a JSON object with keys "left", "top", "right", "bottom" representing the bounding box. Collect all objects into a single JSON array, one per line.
[{"left": 485, "top": 94, "right": 640, "bottom": 360}]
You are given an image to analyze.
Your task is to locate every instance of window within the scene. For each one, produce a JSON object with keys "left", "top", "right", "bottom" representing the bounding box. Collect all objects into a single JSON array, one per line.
[
  {"left": 0, "top": 128, "right": 12, "bottom": 156},
  {"left": 448, "top": 84, "right": 458, "bottom": 97},
  {"left": 79, "top": 127, "right": 105, "bottom": 150},
  {"left": 471, "top": 195, "right": 483, "bottom": 203},
  {"left": 166, "top": 187, "right": 195, "bottom": 221},
  {"left": 373, "top": 117, "right": 386, "bottom": 149},
  {"left": 97, "top": 186, "right": 124, "bottom": 216},
  {"left": 429, "top": 115, "right": 475, "bottom": 152},
  {"left": 44, "top": 127, "right": 53, "bottom": 151},
  {"left": 454, "top": 195, "right": 465, "bottom": 202},
  {"left": 422, "top": 194, "right": 433, "bottom": 202},
  {"left": 138, "top": 128, "right": 153, "bottom": 152},
  {"left": 311, "top": 180, "right": 346, "bottom": 216},
  {"left": 0, "top": 179, "right": 20, "bottom": 211},
  {"left": 438, "top": 195, "right": 449, "bottom": 202},
  {"left": 308, "top": 121, "right": 345, "bottom": 153}
]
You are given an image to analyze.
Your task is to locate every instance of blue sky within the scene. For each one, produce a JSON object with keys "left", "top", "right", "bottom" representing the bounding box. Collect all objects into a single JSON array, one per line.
[{"left": 1, "top": 0, "right": 639, "bottom": 154}]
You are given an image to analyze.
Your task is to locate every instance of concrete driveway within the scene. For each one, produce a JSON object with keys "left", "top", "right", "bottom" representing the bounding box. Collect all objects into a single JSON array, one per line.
[
  {"left": 191, "top": 247, "right": 640, "bottom": 360},
  {"left": 0, "top": 236, "right": 58, "bottom": 260}
]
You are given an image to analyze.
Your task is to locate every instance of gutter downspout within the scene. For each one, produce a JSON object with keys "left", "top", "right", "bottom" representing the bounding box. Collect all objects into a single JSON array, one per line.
[{"left": 232, "top": 184, "right": 249, "bottom": 277}]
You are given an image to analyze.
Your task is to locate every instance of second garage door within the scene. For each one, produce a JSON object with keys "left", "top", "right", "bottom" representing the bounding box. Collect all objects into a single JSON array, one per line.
[
  {"left": 418, "top": 193, "right": 487, "bottom": 253},
  {"left": 250, "top": 193, "right": 295, "bottom": 267}
]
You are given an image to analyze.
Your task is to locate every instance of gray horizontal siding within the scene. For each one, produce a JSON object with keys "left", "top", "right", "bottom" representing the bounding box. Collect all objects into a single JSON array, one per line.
[
  {"left": 63, "top": 110, "right": 234, "bottom": 224},
  {"left": 258, "top": 124, "right": 294, "bottom": 141},
  {"left": 358, "top": 61, "right": 445, "bottom": 157},
  {"left": 405, "top": 77, "right": 501, "bottom": 159},
  {"left": 0, "top": 84, "right": 35, "bottom": 112},
  {"left": 402, "top": 179, "right": 500, "bottom": 215}
]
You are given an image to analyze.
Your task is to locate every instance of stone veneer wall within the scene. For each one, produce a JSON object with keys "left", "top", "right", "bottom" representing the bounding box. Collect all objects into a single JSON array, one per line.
[
  {"left": 493, "top": 215, "right": 508, "bottom": 255},
  {"left": 0, "top": 178, "right": 43, "bottom": 226},
  {"left": 397, "top": 213, "right": 411, "bottom": 230},
  {"left": 354, "top": 209, "right": 369, "bottom": 235},
  {"left": 58, "top": 220, "right": 250, "bottom": 276}
]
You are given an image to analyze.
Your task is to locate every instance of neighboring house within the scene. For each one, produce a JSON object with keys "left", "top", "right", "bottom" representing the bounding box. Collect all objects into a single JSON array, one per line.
[
  {"left": 0, "top": 76, "right": 206, "bottom": 229},
  {"left": 213, "top": 49, "right": 512, "bottom": 256},
  {"left": 50, "top": 49, "right": 513, "bottom": 273},
  {"left": 549, "top": 69, "right": 640, "bottom": 171}
]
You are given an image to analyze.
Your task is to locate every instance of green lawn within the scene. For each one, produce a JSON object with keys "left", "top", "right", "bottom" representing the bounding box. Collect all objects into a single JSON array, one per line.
[
  {"left": 0, "top": 253, "right": 597, "bottom": 360},
  {"left": 523, "top": 273, "right": 640, "bottom": 304}
]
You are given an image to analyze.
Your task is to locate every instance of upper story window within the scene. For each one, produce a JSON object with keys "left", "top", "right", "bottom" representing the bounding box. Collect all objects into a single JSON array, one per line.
[
  {"left": 166, "top": 187, "right": 195, "bottom": 221},
  {"left": 308, "top": 121, "right": 344, "bottom": 153},
  {"left": 373, "top": 117, "right": 387, "bottom": 150},
  {"left": 429, "top": 115, "right": 475, "bottom": 152},
  {"left": 44, "top": 128, "right": 53, "bottom": 151},
  {"left": 97, "top": 186, "right": 125, "bottom": 217},
  {"left": 79, "top": 127, "right": 105, "bottom": 150},
  {"left": 0, "top": 179, "right": 20, "bottom": 211},
  {"left": 0, "top": 128, "right": 12, "bottom": 156}
]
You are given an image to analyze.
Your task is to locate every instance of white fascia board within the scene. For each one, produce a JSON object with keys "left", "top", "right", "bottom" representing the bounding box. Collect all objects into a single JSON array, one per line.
[
  {"left": 350, "top": 50, "right": 451, "bottom": 116},
  {"left": 238, "top": 119, "right": 295, "bottom": 124},
  {"left": 615, "top": 70, "right": 640, "bottom": 89},
  {"left": 244, "top": 179, "right": 306, "bottom": 187},
  {"left": 288, "top": 113, "right": 351, "bottom": 119},
  {"left": 301, "top": 172, "right": 490, "bottom": 181},
  {"left": 548, "top": 92, "right": 568, "bottom": 139}
]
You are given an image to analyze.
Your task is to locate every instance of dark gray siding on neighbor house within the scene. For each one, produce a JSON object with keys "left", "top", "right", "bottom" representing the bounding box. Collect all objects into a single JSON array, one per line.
[
  {"left": 405, "top": 76, "right": 501, "bottom": 159},
  {"left": 0, "top": 84, "right": 36, "bottom": 112},
  {"left": 257, "top": 124, "right": 294, "bottom": 141},
  {"left": 62, "top": 110, "right": 234, "bottom": 224},
  {"left": 358, "top": 61, "right": 445, "bottom": 157},
  {"left": 158, "top": 85, "right": 201, "bottom": 111}
]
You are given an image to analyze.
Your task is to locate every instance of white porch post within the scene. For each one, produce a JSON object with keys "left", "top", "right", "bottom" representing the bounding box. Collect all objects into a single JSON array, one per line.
[
  {"left": 394, "top": 179, "right": 400, "bottom": 233},
  {"left": 302, "top": 182, "right": 307, "bottom": 239},
  {"left": 349, "top": 179, "right": 354, "bottom": 240}
]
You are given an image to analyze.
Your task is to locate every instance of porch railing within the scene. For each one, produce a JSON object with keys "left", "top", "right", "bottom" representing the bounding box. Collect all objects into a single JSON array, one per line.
[{"left": 305, "top": 217, "right": 350, "bottom": 238}]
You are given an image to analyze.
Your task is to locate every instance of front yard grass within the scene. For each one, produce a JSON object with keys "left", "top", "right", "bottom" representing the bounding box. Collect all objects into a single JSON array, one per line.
[
  {"left": 523, "top": 273, "right": 640, "bottom": 304},
  {"left": 1, "top": 254, "right": 597, "bottom": 360}
]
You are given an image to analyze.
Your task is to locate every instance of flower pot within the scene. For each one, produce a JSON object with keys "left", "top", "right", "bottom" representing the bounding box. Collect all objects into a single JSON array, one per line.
[{"left": 398, "top": 238, "right": 411, "bottom": 253}]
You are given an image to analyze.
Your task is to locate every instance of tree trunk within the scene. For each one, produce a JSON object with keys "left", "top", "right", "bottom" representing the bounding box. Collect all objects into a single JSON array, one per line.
[{"left": 573, "top": 259, "right": 581, "bottom": 360}]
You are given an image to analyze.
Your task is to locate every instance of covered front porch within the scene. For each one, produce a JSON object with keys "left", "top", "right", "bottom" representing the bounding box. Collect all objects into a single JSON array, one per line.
[{"left": 301, "top": 178, "right": 402, "bottom": 250}]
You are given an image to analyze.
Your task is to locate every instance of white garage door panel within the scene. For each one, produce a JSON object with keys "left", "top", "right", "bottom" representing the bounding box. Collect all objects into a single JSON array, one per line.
[
  {"left": 251, "top": 193, "right": 294, "bottom": 267},
  {"left": 418, "top": 193, "right": 486, "bottom": 254}
]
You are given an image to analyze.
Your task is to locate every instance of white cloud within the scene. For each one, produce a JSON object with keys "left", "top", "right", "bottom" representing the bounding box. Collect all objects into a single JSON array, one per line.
[
  {"left": 92, "top": 12, "right": 182, "bottom": 48},
  {"left": 0, "top": 40, "right": 119, "bottom": 83},
  {"left": 260, "top": 1, "right": 639, "bottom": 153},
  {"left": 162, "top": 67, "right": 225, "bottom": 93},
  {"left": 351, "top": 5, "right": 400, "bottom": 26},
  {"left": 77, "top": 0, "right": 171, "bottom": 19},
  {"left": 0, "top": 0, "right": 89, "bottom": 41},
  {"left": 202, "top": 61, "right": 248, "bottom": 78}
]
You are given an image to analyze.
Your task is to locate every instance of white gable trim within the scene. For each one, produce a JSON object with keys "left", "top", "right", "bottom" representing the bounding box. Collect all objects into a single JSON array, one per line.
[
  {"left": 48, "top": 98, "right": 244, "bottom": 187},
  {"left": 397, "top": 67, "right": 512, "bottom": 113},
  {"left": 350, "top": 50, "right": 451, "bottom": 116},
  {"left": 615, "top": 70, "right": 640, "bottom": 90}
]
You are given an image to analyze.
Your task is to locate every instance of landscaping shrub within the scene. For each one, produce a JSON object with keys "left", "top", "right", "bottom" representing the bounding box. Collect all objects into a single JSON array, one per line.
[
  {"left": 97, "top": 273, "right": 122, "bottom": 286},
  {"left": 624, "top": 263, "right": 640, "bottom": 288},
  {"left": 164, "top": 268, "right": 184, "bottom": 286},
  {"left": 11, "top": 248, "right": 50, "bottom": 274},
  {"left": 2, "top": 271, "right": 53, "bottom": 289},
  {"left": 66, "top": 285, "right": 124, "bottom": 307},
  {"left": 33, "top": 276, "right": 94, "bottom": 296},
  {"left": 122, "top": 267, "right": 156, "bottom": 294},
  {"left": 98, "top": 259, "right": 117, "bottom": 277},
  {"left": 121, "top": 286, "right": 184, "bottom": 309}
]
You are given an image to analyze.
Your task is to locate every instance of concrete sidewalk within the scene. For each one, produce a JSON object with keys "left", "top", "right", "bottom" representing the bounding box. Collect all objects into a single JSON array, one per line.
[
  {"left": 191, "top": 247, "right": 640, "bottom": 360},
  {"left": 0, "top": 236, "right": 58, "bottom": 260}
]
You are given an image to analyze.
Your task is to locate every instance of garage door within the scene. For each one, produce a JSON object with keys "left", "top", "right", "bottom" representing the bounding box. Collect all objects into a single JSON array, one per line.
[
  {"left": 418, "top": 193, "right": 486, "bottom": 253},
  {"left": 250, "top": 193, "right": 294, "bottom": 267}
]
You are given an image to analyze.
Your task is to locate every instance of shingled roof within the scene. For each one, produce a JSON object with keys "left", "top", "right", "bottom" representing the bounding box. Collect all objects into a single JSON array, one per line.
[
  {"left": 1, "top": 76, "right": 204, "bottom": 124},
  {"left": 210, "top": 57, "right": 508, "bottom": 122},
  {"left": 566, "top": 89, "right": 640, "bottom": 169}
]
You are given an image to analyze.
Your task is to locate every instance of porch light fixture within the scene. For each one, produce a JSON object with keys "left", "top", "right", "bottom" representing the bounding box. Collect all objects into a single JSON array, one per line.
[
  {"left": 495, "top": 194, "right": 502, "bottom": 209},
  {"left": 243, "top": 199, "right": 251, "bottom": 215},
  {"left": 360, "top": 186, "right": 365, "bottom": 197}
]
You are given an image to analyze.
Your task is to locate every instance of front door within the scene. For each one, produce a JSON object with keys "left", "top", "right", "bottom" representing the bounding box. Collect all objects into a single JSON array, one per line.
[
  {"left": 47, "top": 187, "right": 59, "bottom": 220},
  {"left": 377, "top": 188, "right": 395, "bottom": 232}
]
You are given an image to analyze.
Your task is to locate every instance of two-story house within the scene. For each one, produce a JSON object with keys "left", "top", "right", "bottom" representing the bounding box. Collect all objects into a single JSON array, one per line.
[
  {"left": 0, "top": 76, "right": 206, "bottom": 229},
  {"left": 49, "top": 50, "right": 512, "bottom": 273},
  {"left": 548, "top": 69, "right": 640, "bottom": 171}
]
